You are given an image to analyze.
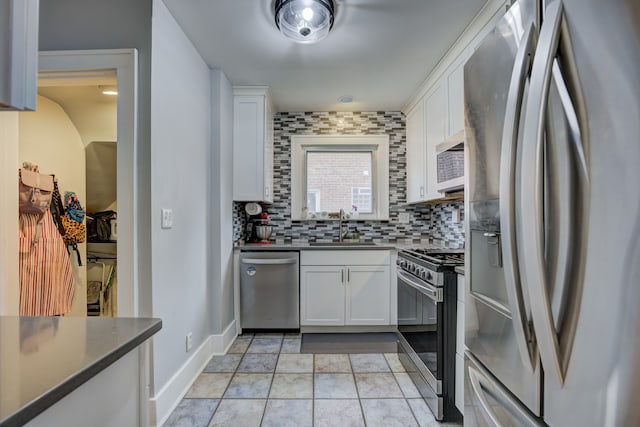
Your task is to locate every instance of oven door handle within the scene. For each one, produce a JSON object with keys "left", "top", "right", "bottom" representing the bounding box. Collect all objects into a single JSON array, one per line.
[{"left": 397, "top": 270, "right": 442, "bottom": 302}]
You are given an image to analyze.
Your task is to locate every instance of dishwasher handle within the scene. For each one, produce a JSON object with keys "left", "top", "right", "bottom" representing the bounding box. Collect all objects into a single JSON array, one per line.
[{"left": 241, "top": 258, "right": 298, "bottom": 265}]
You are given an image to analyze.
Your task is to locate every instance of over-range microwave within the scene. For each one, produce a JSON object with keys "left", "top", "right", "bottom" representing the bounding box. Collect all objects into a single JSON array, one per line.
[{"left": 435, "top": 130, "right": 465, "bottom": 193}]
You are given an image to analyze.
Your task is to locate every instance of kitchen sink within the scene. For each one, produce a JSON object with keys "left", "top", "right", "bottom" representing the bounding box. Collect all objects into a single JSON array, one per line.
[{"left": 309, "top": 241, "right": 376, "bottom": 247}]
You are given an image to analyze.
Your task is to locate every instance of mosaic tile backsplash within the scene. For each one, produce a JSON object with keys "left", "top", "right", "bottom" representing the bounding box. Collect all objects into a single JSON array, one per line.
[{"left": 233, "top": 111, "right": 465, "bottom": 248}]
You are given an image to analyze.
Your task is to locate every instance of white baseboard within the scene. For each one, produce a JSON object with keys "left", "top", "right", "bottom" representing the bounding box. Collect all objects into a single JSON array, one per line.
[
  {"left": 150, "top": 320, "right": 236, "bottom": 426},
  {"left": 210, "top": 318, "right": 238, "bottom": 355}
]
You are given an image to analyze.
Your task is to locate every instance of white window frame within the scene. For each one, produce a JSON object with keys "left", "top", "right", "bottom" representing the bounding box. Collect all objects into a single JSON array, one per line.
[{"left": 291, "top": 135, "right": 389, "bottom": 221}]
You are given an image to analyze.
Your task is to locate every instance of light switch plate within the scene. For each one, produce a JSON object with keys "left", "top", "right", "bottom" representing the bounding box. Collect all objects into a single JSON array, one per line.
[
  {"left": 161, "top": 208, "right": 173, "bottom": 229},
  {"left": 398, "top": 212, "right": 410, "bottom": 223},
  {"left": 452, "top": 208, "right": 460, "bottom": 224}
]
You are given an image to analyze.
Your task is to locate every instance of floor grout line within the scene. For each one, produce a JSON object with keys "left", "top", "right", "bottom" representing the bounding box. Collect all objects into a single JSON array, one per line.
[{"left": 169, "top": 335, "right": 457, "bottom": 427}]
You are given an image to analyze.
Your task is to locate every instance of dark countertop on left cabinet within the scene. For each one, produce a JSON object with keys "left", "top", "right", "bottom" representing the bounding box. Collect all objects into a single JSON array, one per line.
[{"left": 0, "top": 316, "right": 162, "bottom": 426}]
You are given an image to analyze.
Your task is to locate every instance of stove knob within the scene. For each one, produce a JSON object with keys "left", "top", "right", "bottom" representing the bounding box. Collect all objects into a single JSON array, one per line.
[
  {"left": 415, "top": 268, "right": 424, "bottom": 278},
  {"left": 426, "top": 271, "right": 433, "bottom": 281}
]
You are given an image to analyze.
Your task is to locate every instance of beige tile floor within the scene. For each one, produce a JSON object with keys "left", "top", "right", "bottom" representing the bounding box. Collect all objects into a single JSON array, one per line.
[{"left": 164, "top": 333, "right": 462, "bottom": 427}]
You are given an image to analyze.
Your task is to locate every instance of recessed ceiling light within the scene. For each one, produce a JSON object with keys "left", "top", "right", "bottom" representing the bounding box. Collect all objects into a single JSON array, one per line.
[
  {"left": 99, "top": 85, "right": 118, "bottom": 96},
  {"left": 338, "top": 95, "right": 353, "bottom": 103}
]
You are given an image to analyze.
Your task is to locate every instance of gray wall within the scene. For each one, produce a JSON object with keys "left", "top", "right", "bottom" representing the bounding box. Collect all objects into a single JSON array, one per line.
[
  {"left": 234, "top": 111, "right": 465, "bottom": 248},
  {"left": 39, "top": 0, "right": 154, "bottom": 315},
  {"left": 209, "top": 69, "right": 235, "bottom": 334},
  {"left": 39, "top": 0, "right": 236, "bottom": 401}
]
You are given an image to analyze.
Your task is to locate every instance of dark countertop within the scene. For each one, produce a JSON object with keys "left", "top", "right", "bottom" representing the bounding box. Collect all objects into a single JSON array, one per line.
[
  {"left": 0, "top": 316, "right": 162, "bottom": 427},
  {"left": 235, "top": 242, "right": 397, "bottom": 250}
]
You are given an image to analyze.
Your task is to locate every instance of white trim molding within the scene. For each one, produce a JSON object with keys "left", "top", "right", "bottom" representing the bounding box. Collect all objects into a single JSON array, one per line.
[
  {"left": 38, "top": 49, "right": 139, "bottom": 317},
  {"left": 291, "top": 134, "right": 390, "bottom": 221},
  {"left": 402, "top": 0, "right": 509, "bottom": 114},
  {"left": 151, "top": 321, "right": 237, "bottom": 427}
]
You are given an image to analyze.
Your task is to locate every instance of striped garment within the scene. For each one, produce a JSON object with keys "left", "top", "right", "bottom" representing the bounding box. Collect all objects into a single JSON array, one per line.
[{"left": 19, "top": 210, "right": 75, "bottom": 316}]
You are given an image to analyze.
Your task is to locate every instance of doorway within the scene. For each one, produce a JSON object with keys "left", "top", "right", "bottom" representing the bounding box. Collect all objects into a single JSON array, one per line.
[{"left": 34, "top": 50, "right": 138, "bottom": 317}]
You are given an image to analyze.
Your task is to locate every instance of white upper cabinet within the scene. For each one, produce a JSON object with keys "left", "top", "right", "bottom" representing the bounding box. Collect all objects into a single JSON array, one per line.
[
  {"left": 425, "top": 83, "right": 447, "bottom": 200},
  {"left": 402, "top": 0, "right": 509, "bottom": 203},
  {"left": 405, "top": 100, "right": 427, "bottom": 203},
  {"left": 446, "top": 56, "right": 466, "bottom": 138},
  {"left": 232, "top": 86, "right": 274, "bottom": 203},
  {"left": 0, "top": 0, "right": 38, "bottom": 111}
]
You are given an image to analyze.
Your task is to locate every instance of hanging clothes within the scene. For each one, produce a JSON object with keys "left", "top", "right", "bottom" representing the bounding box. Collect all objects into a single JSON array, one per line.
[{"left": 19, "top": 210, "right": 75, "bottom": 316}]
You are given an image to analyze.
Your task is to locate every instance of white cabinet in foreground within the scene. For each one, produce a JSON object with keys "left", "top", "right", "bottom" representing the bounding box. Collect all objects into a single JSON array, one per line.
[
  {"left": 300, "top": 250, "right": 391, "bottom": 327},
  {"left": 0, "top": 0, "right": 38, "bottom": 111}
]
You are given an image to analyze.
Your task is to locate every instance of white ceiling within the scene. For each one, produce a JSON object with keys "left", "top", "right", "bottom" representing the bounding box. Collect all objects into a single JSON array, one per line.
[
  {"left": 36, "top": 84, "right": 118, "bottom": 212},
  {"left": 162, "top": 0, "right": 489, "bottom": 112},
  {"left": 37, "top": 85, "right": 117, "bottom": 147}
]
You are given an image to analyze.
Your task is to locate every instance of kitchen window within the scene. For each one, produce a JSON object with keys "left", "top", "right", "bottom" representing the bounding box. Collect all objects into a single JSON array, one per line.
[{"left": 291, "top": 135, "right": 389, "bottom": 220}]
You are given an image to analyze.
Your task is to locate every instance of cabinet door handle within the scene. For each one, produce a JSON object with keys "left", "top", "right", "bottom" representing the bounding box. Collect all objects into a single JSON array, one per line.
[
  {"left": 341, "top": 269, "right": 344, "bottom": 283},
  {"left": 347, "top": 268, "right": 350, "bottom": 282}
]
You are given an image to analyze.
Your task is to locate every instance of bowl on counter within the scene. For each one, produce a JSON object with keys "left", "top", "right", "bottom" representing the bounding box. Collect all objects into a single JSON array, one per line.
[{"left": 255, "top": 225, "right": 273, "bottom": 240}]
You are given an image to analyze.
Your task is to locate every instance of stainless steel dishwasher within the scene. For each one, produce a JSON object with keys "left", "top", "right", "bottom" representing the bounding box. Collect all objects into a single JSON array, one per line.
[{"left": 239, "top": 251, "right": 300, "bottom": 330}]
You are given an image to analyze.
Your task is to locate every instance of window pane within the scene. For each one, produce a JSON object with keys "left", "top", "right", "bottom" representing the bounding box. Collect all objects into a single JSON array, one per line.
[
  {"left": 306, "top": 189, "right": 320, "bottom": 212},
  {"left": 306, "top": 151, "right": 373, "bottom": 213},
  {"left": 351, "top": 187, "right": 372, "bottom": 212}
]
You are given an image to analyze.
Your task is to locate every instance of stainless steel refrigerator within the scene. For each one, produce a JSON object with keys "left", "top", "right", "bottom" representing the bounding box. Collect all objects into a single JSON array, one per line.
[{"left": 463, "top": 0, "right": 640, "bottom": 426}]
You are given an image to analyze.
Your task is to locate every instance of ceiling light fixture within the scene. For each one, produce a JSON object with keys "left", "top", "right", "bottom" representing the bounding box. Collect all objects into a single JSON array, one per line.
[
  {"left": 338, "top": 95, "right": 353, "bottom": 103},
  {"left": 99, "top": 85, "right": 118, "bottom": 96},
  {"left": 274, "top": 0, "right": 335, "bottom": 44}
]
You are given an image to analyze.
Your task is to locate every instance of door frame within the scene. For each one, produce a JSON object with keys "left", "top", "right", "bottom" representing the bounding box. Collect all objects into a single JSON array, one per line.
[{"left": 39, "top": 49, "right": 139, "bottom": 316}]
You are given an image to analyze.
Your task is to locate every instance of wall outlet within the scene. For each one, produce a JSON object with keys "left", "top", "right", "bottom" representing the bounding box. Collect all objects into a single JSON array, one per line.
[
  {"left": 452, "top": 208, "right": 460, "bottom": 224},
  {"left": 161, "top": 208, "right": 173, "bottom": 229},
  {"left": 398, "top": 212, "right": 410, "bottom": 224},
  {"left": 186, "top": 332, "right": 193, "bottom": 352}
]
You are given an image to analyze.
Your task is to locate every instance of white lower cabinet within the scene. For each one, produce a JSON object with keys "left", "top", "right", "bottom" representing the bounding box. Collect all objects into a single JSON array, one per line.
[
  {"left": 345, "top": 265, "right": 390, "bottom": 325},
  {"left": 300, "top": 265, "right": 344, "bottom": 326},
  {"left": 300, "top": 250, "right": 391, "bottom": 327}
]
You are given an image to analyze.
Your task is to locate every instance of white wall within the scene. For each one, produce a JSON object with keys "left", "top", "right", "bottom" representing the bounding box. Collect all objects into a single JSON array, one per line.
[
  {"left": 0, "top": 113, "right": 19, "bottom": 315},
  {"left": 150, "top": 0, "right": 212, "bottom": 393},
  {"left": 209, "top": 70, "right": 235, "bottom": 333},
  {"left": 18, "top": 95, "right": 87, "bottom": 316},
  {"left": 64, "top": 102, "right": 117, "bottom": 147}
]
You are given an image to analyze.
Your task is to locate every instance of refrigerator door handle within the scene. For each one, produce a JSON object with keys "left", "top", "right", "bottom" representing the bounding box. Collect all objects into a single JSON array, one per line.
[
  {"left": 551, "top": 63, "right": 588, "bottom": 188},
  {"left": 499, "top": 22, "right": 537, "bottom": 371},
  {"left": 547, "top": 60, "right": 590, "bottom": 333},
  {"left": 521, "top": 0, "right": 578, "bottom": 386},
  {"left": 467, "top": 353, "right": 545, "bottom": 427}
]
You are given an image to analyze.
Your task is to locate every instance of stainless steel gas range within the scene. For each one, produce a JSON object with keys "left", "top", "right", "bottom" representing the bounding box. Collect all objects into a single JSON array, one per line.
[{"left": 396, "top": 247, "right": 463, "bottom": 422}]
